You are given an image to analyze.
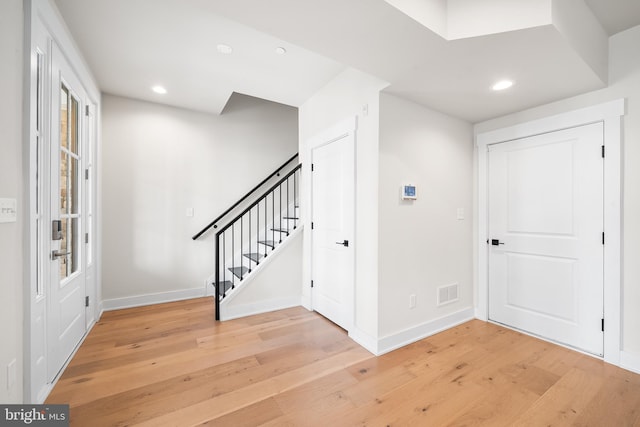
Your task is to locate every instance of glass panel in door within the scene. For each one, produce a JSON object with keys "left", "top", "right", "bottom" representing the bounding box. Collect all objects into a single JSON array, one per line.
[{"left": 59, "top": 83, "right": 81, "bottom": 281}]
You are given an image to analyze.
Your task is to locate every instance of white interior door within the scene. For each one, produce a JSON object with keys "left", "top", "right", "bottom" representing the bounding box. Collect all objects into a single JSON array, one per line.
[
  {"left": 311, "top": 127, "right": 355, "bottom": 330},
  {"left": 48, "top": 44, "right": 87, "bottom": 381},
  {"left": 488, "top": 123, "right": 604, "bottom": 355}
]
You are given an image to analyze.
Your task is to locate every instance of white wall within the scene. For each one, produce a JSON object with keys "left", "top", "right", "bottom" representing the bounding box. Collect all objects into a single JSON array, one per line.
[
  {"left": 383, "top": 0, "right": 448, "bottom": 38},
  {"left": 299, "top": 68, "right": 388, "bottom": 343},
  {"left": 552, "top": 0, "right": 608, "bottom": 82},
  {"left": 0, "top": 0, "right": 24, "bottom": 403},
  {"left": 448, "top": 0, "right": 551, "bottom": 39},
  {"left": 101, "top": 93, "right": 298, "bottom": 304},
  {"left": 475, "top": 25, "right": 640, "bottom": 367},
  {"left": 378, "top": 93, "right": 474, "bottom": 338}
]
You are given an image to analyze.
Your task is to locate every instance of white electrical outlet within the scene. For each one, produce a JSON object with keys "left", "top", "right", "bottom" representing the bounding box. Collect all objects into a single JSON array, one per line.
[
  {"left": 457, "top": 208, "right": 465, "bottom": 220},
  {"left": 409, "top": 294, "right": 417, "bottom": 309},
  {"left": 186, "top": 207, "right": 194, "bottom": 217},
  {"left": 7, "top": 359, "right": 16, "bottom": 390}
]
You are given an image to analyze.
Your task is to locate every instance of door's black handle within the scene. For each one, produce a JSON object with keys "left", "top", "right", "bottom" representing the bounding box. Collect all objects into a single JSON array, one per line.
[
  {"left": 336, "top": 240, "right": 349, "bottom": 247},
  {"left": 491, "top": 239, "right": 505, "bottom": 246}
]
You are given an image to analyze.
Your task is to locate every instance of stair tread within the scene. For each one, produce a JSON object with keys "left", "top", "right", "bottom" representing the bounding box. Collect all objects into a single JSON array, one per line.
[
  {"left": 258, "top": 240, "right": 276, "bottom": 248},
  {"left": 228, "top": 266, "right": 249, "bottom": 279},
  {"left": 243, "top": 253, "right": 264, "bottom": 262},
  {"left": 271, "top": 228, "right": 289, "bottom": 233},
  {"left": 217, "top": 280, "right": 233, "bottom": 296},
  {"left": 282, "top": 217, "right": 299, "bottom": 220}
]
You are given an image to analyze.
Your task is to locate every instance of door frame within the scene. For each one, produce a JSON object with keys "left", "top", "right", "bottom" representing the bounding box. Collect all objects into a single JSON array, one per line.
[
  {"left": 308, "top": 117, "right": 357, "bottom": 333},
  {"left": 25, "top": 0, "right": 101, "bottom": 403},
  {"left": 475, "top": 99, "right": 624, "bottom": 365}
]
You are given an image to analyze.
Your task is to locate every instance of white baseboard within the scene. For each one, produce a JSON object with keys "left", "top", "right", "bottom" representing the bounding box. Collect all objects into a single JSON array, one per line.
[
  {"left": 349, "top": 328, "right": 378, "bottom": 355},
  {"left": 376, "top": 307, "right": 475, "bottom": 356},
  {"left": 301, "top": 295, "right": 311, "bottom": 311},
  {"left": 620, "top": 351, "right": 640, "bottom": 375},
  {"left": 97, "top": 301, "right": 105, "bottom": 319},
  {"left": 102, "top": 288, "right": 207, "bottom": 311},
  {"left": 474, "top": 307, "right": 488, "bottom": 321},
  {"left": 220, "top": 296, "right": 301, "bottom": 321}
]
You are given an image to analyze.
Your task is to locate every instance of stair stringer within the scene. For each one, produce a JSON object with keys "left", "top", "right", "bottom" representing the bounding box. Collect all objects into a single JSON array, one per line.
[{"left": 219, "top": 225, "right": 303, "bottom": 320}]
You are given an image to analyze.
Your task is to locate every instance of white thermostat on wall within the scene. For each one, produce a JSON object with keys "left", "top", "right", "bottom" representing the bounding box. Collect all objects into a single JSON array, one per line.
[{"left": 401, "top": 184, "right": 417, "bottom": 200}]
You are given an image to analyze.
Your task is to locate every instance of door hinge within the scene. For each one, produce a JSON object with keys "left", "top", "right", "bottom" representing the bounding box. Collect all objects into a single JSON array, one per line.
[
  {"left": 85, "top": 169, "right": 89, "bottom": 180},
  {"left": 601, "top": 318, "right": 604, "bottom": 332},
  {"left": 311, "top": 163, "right": 314, "bottom": 172},
  {"left": 602, "top": 145, "right": 605, "bottom": 158},
  {"left": 85, "top": 233, "right": 89, "bottom": 244},
  {"left": 602, "top": 232, "right": 605, "bottom": 245},
  {"left": 311, "top": 280, "right": 314, "bottom": 288},
  {"left": 85, "top": 105, "right": 90, "bottom": 116},
  {"left": 85, "top": 296, "right": 90, "bottom": 307},
  {"left": 311, "top": 222, "right": 314, "bottom": 230}
]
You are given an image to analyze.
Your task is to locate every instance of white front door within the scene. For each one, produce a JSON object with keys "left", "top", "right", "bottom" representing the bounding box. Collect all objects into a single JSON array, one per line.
[
  {"left": 48, "top": 44, "right": 88, "bottom": 381},
  {"left": 311, "top": 123, "right": 355, "bottom": 330},
  {"left": 488, "top": 123, "right": 604, "bottom": 355}
]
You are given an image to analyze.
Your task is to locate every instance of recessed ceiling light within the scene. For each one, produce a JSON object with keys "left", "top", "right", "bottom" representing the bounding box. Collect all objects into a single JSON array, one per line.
[
  {"left": 492, "top": 80, "right": 514, "bottom": 91},
  {"left": 217, "top": 44, "right": 233, "bottom": 54},
  {"left": 275, "top": 47, "right": 287, "bottom": 55},
  {"left": 152, "top": 85, "right": 167, "bottom": 94}
]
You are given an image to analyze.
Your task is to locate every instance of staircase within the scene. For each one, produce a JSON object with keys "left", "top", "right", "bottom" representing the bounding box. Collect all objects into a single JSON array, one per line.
[
  {"left": 215, "top": 203, "right": 300, "bottom": 302},
  {"left": 193, "top": 154, "right": 301, "bottom": 320}
]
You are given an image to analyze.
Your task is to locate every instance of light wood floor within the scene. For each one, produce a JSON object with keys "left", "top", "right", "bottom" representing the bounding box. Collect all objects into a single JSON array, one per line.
[{"left": 47, "top": 297, "right": 640, "bottom": 426}]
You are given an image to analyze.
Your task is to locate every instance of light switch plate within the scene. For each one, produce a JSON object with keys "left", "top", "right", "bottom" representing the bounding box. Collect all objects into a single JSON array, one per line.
[
  {"left": 186, "top": 207, "right": 194, "bottom": 217},
  {"left": 457, "top": 208, "right": 464, "bottom": 220},
  {"left": 0, "top": 198, "right": 17, "bottom": 223}
]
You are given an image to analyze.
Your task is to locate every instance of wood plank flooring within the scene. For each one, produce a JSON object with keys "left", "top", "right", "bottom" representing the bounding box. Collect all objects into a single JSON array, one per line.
[{"left": 46, "top": 297, "right": 640, "bottom": 426}]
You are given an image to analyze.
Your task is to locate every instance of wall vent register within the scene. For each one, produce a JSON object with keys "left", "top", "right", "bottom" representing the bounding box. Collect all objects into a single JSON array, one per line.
[{"left": 438, "top": 283, "right": 459, "bottom": 306}]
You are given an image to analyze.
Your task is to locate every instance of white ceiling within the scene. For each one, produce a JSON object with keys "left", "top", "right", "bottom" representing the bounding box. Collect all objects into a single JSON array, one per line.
[
  {"left": 54, "top": 0, "right": 345, "bottom": 115},
  {"left": 55, "top": 0, "right": 640, "bottom": 123}
]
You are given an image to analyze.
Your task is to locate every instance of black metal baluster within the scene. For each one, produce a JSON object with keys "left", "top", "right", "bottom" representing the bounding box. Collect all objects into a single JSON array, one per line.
[
  {"left": 264, "top": 195, "right": 268, "bottom": 257},
  {"left": 256, "top": 201, "right": 259, "bottom": 265},
  {"left": 293, "top": 170, "right": 297, "bottom": 230},
  {"left": 223, "top": 231, "right": 226, "bottom": 290},
  {"left": 240, "top": 215, "right": 243, "bottom": 281},
  {"left": 279, "top": 184, "right": 282, "bottom": 243},
  {"left": 215, "top": 233, "right": 220, "bottom": 320},
  {"left": 232, "top": 223, "right": 235, "bottom": 289},
  {"left": 272, "top": 191, "right": 275, "bottom": 247},
  {"left": 248, "top": 209, "right": 252, "bottom": 272},
  {"left": 286, "top": 177, "right": 290, "bottom": 236}
]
